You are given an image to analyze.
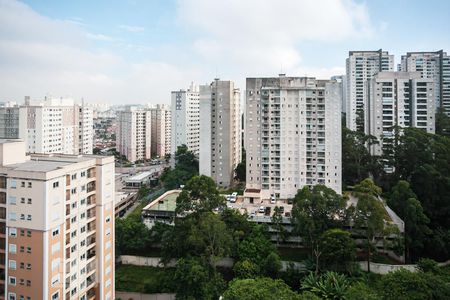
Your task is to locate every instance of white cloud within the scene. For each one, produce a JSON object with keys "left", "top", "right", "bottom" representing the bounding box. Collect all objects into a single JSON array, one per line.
[
  {"left": 85, "top": 33, "right": 116, "bottom": 42},
  {"left": 118, "top": 25, "right": 145, "bottom": 33},
  {"left": 178, "top": 0, "right": 374, "bottom": 75}
]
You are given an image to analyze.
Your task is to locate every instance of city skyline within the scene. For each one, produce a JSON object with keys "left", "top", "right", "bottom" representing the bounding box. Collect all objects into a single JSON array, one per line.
[{"left": 1, "top": 0, "right": 450, "bottom": 104}]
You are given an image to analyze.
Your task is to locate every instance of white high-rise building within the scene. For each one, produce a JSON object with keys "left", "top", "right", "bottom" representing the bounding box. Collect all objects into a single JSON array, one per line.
[
  {"left": 331, "top": 75, "right": 347, "bottom": 114},
  {"left": 245, "top": 75, "right": 342, "bottom": 200},
  {"left": 149, "top": 104, "right": 171, "bottom": 158},
  {"left": 199, "top": 79, "right": 241, "bottom": 188},
  {"left": 170, "top": 83, "right": 200, "bottom": 156},
  {"left": 346, "top": 50, "right": 394, "bottom": 131},
  {"left": 116, "top": 106, "right": 152, "bottom": 162},
  {"left": 399, "top": 50, "right": 450, "bottom": 114},
  {"left": 14, "top": 97, "right": 94, "bottom": 155},
  {"left": 0, "top": 139, "right": 115, "bottom": 300},
  {"left": 366, "top": 72, "right": 435, "bottom": 157}
]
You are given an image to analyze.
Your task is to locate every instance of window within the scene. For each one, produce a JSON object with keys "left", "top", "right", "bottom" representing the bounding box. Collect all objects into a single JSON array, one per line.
[
  {"left": 27, "top": 247, "right": 31, "bottom": 253},
  {"left": 27, "top": 182, "right": 32, "bottom": 188},
  {"left": 9, "top": 260, "right": 16, "bottom": 270},
  {"left": 51, "top": 291, "right": 59, "bottom": 300},
  {"left": 81, "top": 171, "right": 86, "bottom": 177},
  {"left": 27, "top": 198, "right": 32, "bottom": 204},
  {"left": 21, "top": 182, "right": 25, "bottom": 188},
  {"left": 53, "top": 181, "right": 59, "bottom": 188},
  {"left": 26, "top": 263, "right": 31, "bottom": 270},
  {"left": 27, "top": 230, "right": 31, "bottom": 237},
  {"left": 9, "top": 244, "right": 17, "bottom": 254},
  {"left": 9, "top": 228, "right": 17, "bottom": 237},
  {"left": 26, "top": 280, "right": 31, "bottom": 286},
  {"left": 8, "top": 196, "right": 16, "bottom": 205},
  {"left": 9, "top": 213, "right": 16, "bottom": 221},
  {"left": 8, "top": 292, "right": 16, "bottom": 300},
  {"left": 71, "top": 174, "right": 77, "bottom": 180},
  {"left": 10, "top": 180, "right": 17, "bottom": 189},
  {"left": 27, "top": 215, "right": 32, "bottom": 221},
  {"left": 9, "top": 276, "right": 16, "bottom": 285},
  {"left": 20, "top": 262, "right": 24, "bottom": 269},
  {"left": 20, "top": 198, "right": 25, "bottom": 204},
  {"left": 52, "top": 228, "right": 59, "bottom": 236},
  {"left": 20, "top": 246, "right": 24, "bottom": 253},
  {"left": 20, "top": 214, "right": 25, "bottom": 220},
  {"left": 105, "top": 216, "right": 111, "bottom": 223}
]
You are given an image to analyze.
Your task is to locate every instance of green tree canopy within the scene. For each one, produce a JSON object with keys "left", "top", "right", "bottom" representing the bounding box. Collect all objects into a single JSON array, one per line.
[
  {"left": 319, "top": 229, "right": 356, "bottom": 273},
  {"left": 223, "top": 277, "right": 313, "bottom": 300},
  {"left": 175, "top": 175, "right": 225, "bottom": 215},
  {"left": 160, "top": 144, "right": 198, "bottom": 189}
]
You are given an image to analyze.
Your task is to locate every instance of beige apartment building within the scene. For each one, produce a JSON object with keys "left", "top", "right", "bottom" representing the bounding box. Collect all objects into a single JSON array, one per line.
[
  {"left": 170, "top": 84, "right": 200, "bottom": 156},
  {"left": 149, "top": 104, "right": 171, "bottom": 158},
  {"left": 116, "top": 106, "right": 152, "bottom": 162},
  {"left": 366, "top": 72, "right": 435, "bottom": 158},
  {"left": 0, "top": 140, "right": 115, "bottom": 300},
  {"left": 18, "top": 97, "right": 93, "bottom": 155},
  {"left": 199, "top": 79, "right": 241, "bottom": 188},
  {"left": 245, "top": 75, "right": 342, "bottom": 200}
]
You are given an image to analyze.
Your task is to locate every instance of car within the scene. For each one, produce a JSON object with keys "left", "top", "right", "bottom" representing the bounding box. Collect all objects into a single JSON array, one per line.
[
  {"left": 230, "top": 195, "right": 237, "bottom": 203},
  {"left": 259, "top": 206, "right": 265, "bottom": 213},
  {"left": 226, "top": 194, "right": 232, "bottom": 201},
  {"left": 270, "top": 194, "right": 276, "bottom": 204},
  {"left": 231, "top": 192, "right": 238, "bottom": 197}
]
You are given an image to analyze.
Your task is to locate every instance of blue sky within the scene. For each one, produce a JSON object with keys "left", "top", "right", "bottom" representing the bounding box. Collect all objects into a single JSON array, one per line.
[{"left": 1, "top": 0, "right": 450, "bottom": 104}]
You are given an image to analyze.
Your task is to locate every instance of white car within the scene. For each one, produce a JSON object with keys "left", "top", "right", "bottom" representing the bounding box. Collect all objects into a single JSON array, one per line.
[
  {"left": 270, "top": 194, "right": 276, "bottom": 204},
  {"left": 259, "top": 206, "right": 265, "bottom": 213}
]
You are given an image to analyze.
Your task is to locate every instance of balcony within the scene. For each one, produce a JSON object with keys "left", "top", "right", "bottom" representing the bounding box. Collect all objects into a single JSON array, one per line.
[
  {"left": 87, "top": 287, "right": 96, "bottom": 300},
  {"left": 0, "top": 178, "right": 6, "bottom": 189},
  {"left": 66, "top": 175, "right": 70, "bottom": 186},
  {"left": 87, "top": 168, "right": 96, "bottom": 179},
  {"left": 66, "top": 189, "right": 70, "bottom": 201},
  {"left": 87, "top": 248, "right": 96, "bottom": 260},
  {"left": 86, "top": 259, "right": 96, "bottom": 274},
  {"left": 87, "top": 182, "right": 96, "bottom": 193},
  {"left": 86, "top": 234, "right": 96, "bottom": 248},
  {"left": 87, "top": 195, "right": 96, "bottom": 206},
  {"left": 87, "top": 209, "right": 96, "bottom": 220},
  {"left": 0, "top": 223, "right": 4, "bottom": 235},
  {"left": 87, "top": 221, "right": 96, "bottom": 233},
  {"left": 0, "top": 209, "right": 5, "bottom": 220},
  {"left": 0, "top": 193, "right": 5, "bottom": 205}
]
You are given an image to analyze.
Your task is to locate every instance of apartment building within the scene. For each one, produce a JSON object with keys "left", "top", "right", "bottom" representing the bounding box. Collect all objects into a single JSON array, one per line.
[
  {"left": 0, "top": 97, "right": 94, "bottom": 155},
  {"left": 366, "top": 72, "right": 435, "bottom": 157},
  {"left": 199, "top": 79, "right": 241, "bottom": 188},
  {"left": 116, "top": 106, "right": 152, "bottom": 162},
  {"left": 0, "top": 139, "right": 115, "bottom": 300},
  {"left": 149, "top": 104, "right": 171, "bottom": 158},
  {"left": 399, "top": 50, "right": 450, "bottom": 114},
  {"left": 170, "top": 83, "right": 200, "bottom": 156},
  {"left": 346, "top": 50, "right": 394, "bottom": 131},
  {"left": 245, "top": 75, "right": 342, "bottom": 200},
  {"left": 331, "top": 75, "right": 347, "bottom": 114}
]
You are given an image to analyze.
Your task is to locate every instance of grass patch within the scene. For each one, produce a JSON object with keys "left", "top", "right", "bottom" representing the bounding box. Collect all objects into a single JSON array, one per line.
[
  {"left": 278, "top": 247, "right": 310, "bottom": 262},
  {"left": 116, "top": 265, "right": 175, "bottom": 293}
]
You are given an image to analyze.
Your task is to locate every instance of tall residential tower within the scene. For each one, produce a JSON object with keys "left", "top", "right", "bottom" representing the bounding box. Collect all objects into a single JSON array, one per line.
[
  {"left": 199, "top": 79, "right": 241, "bottom": 188},
  {"left": 0, "top": 139, "right": 115, "bottom": 300},
  {"left": 399, "top": 50, "right": 450, "bottom": 114},
  {"left": 245, "top": 75, "right": 342, "bottom": 200},
  {"left": 170, "top": 84, "right": 200, "bottom": 156},
  {"left": 346, "top": 50, "right": 394, "bottom": 131}
]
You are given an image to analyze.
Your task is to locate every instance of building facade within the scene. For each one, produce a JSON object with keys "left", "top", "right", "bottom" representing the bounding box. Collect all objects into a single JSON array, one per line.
[
  {"left": 0, "top": 97, "right": 94, "bottom": 155},
  {"left": 116, "top": 106, "right": 152, "bottom": 162},
  {"left": 149, "top": 104, "right": 171, "bottom": 158},
  {"left": 366, "top": 72, "right": 435, "bottom": 157},
  {"left": 331, "top": 75, "right": 347, "bottom": 114},
  {"left": 245, "top": 75, "right": 342, "bottom": 200},
  {"left": 199, "top": 79, "right": 241, "bottom": 188},
  {"left": 0, "top": 139, "right": 115, "bottom": 300},
  {"left": 399, "top": 50, "right": 450, "bottom": 114},
  {"left": 170, "top": 84, "right": 200, "bottom": 156},
  {"left": 346, "top": 50, "right": 394, "bottom": 131}
]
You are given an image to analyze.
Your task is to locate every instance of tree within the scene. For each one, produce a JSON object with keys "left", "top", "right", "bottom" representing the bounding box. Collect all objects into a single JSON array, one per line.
[
  {"left": 319, "top": 229, "right": 356, "bottom": 273},
  {"left": 388, "top": 180, "right": 431, "bottom": 262},
  {"left": 186, "top": 212, "right": 232, "bottom": 267},
  {"left": 173, "top": 258, "right": 226, "bottom": 300},
  {"left": 436, "top": 106, "right": 450, "bottom": 137},
  {"left": 233, "top": 259, "right": 260, "bottom": 279},
  {"left": 345, "top": 282, "right": 381, "bottom": 300},
  {"left": 175, "top": 175, "right": 225, "bottom": 215},
  {"left": 301, "top": 271, "right": 351, "bottom": 300},
  {"left": 235, "top": 149, "right": 246, "bottom": 182},
  {"left": 115, "top": 217, "right": 150, "bottom": 256},
  {"left": 342, "top": 127, "right": 382, "bottom": 187},
  {"left": 379, "top": 269, "right": 432, "bottom": 300},
  {"left": 262, "top": 251, "right": 282, "bottom": 278},
  {"left": 223, "top": 277, "right": 313, "bottom": 300},
  {"left": 291, "top": 185, "right": 346, "bottom": 274},
  {"left": 351, "top": 179, "right": 388, "bottom": 273},
  {"left": 160, "top": 144, "right": 198, "bottom": 189},
  {"left": 272, "top": 206, "right": 286, "bottom": 245}
]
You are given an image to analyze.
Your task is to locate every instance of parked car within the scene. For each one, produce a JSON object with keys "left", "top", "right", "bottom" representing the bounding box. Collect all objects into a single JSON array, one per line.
[
  {"left": 259, "top": 206, "right": 265, "bottom": 213},
  {"left": 270, "top": 194, "right": 276, "bottom": 204}
]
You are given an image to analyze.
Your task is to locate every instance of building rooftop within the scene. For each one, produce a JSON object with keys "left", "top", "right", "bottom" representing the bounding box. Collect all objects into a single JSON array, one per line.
[
  {"left": 125, "top": 171, "right": 154, "bottom": 183},
  {"left": 143, "top": 190, "right": 180, "bottom": 212}
]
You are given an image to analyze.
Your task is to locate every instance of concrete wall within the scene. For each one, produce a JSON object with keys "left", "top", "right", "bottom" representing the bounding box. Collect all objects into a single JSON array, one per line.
[{"left": 115, "top": 292, "right": 175, "bottom": 300}]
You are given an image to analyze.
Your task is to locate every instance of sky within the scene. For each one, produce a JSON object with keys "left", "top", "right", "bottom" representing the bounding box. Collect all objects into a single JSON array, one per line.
[{"left": 1, "top": 0, "right": 450, "bottom": 105}]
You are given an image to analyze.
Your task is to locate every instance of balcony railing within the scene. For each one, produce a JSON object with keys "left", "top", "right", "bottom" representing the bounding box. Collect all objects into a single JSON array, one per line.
[
  {"left": 0, "top": 193, "right": 5, "bottom": 204},
  {"left": 0, "top": 178, "right": 6, "bottom": 189}
]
